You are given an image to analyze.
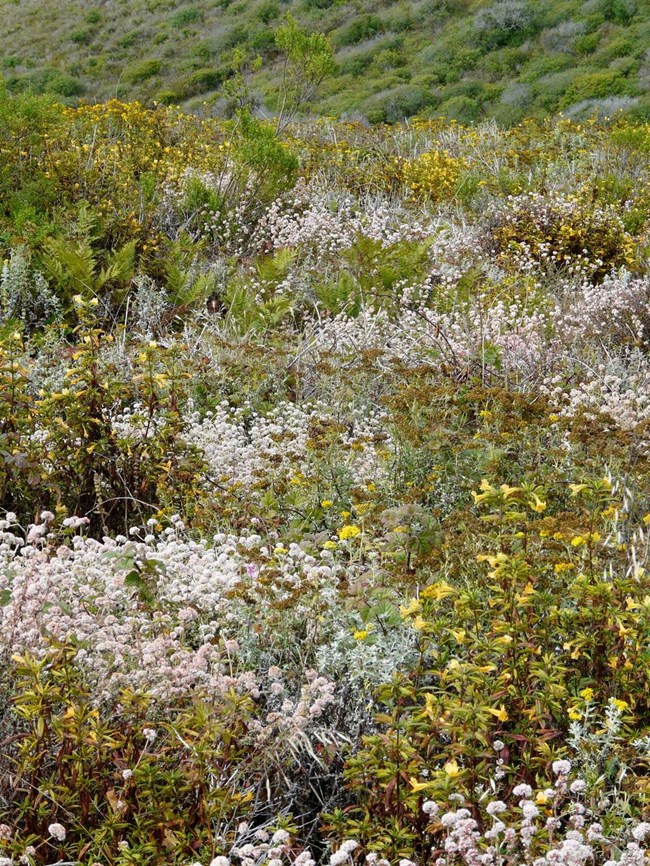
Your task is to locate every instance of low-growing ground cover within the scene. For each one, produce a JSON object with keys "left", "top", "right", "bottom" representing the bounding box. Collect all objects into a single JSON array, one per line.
[{"left": 1, "top": 89, "right": 650, "bottom": 863}]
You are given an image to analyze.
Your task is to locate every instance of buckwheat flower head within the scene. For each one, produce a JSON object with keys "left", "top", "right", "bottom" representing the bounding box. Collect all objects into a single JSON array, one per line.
[
  {"left": 399, "top": 859, "right": 417, "bottom": 866},
  {"left": 121, "top": 769, "right": 133, "bottom": 780},
  {"left": 552, "top": 759, "right": 571, "bottom": 776},
  {"left": 209, "top": 858, "right": 230, "bottom": 866},
  {"left": 271, "top": 829, "right": 290, "bottom": 845},
  {"left": 513, "top": 783, "right": 533, "bottom": 798},
  {"left": 492, "top": 739, "right": 505, "bottom": 751},
  {"left": 423, "top": 800, "right": 439, "bottom": 815},
  {"left": 0, "top": 825, "right": 11, "bottom": 841},
  {"left": 522, "top": 801, "right": 539, "bottom": 819},
  {"left": 587, "top": 823, "right": 604, "bottom": 842},
  {"left": 62, "top": 515, "right": 90, "bottom": 529},
  {"left": 48, "top": 823, "right": 66, "bottom": 842},
  {"left": 340, "top": 841, "right": 359, "bottom": 855},
  {"left": 143, "top": 728, "right": 157, "bottom": 741},
  {"left": 570, "top": 779, "right": 587, "bottom": 794},
  {"left": 632, "top": 822, "right": 650, "bottom": 842},
  {"left": 485, "top": 820, "right": 506, "bottom": 840},
  {"left": 486, "top": 801, "right": 507, "bottom": 816}
]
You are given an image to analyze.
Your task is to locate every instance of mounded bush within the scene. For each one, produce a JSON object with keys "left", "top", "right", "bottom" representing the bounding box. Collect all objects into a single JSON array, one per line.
[{"left": 125, "top": 59, "right": 162, "bottom": 84}]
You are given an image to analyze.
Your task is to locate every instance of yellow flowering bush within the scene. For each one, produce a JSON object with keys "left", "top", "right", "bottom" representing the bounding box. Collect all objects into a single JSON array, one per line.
[
  {"left": 333, "top": 477, "right": 650, "bottom": 855},
  {"left": 400, "top": 150, "right": 469, "bottom": 203}
]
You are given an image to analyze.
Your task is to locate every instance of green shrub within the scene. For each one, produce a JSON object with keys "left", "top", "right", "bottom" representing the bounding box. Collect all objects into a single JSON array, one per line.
[
  {"left": 256, "top": 0, "right": 280, "bottom": 22},
  {"left": 126, "top": 59, "right": 162, "bottom": 83},
  {"left": 336, "top": 14, "right": 385, "bottom": 47},
  {"left": 7, "top": 69, "right": 85, "bottom": 98},
  {"left": 600, "top": 0, "right": 638, "bottom": 23},
  {"left": 70, "top": 29, "right": 92, "bottom": 45},
  {"left": 192, "top": 38, "right": 219, "bottom": 62},
  {"left": 574, "top": 30, "right": 602, "bottom": 54},
  {"left": 436, "top": 94, "right": 481, "bottom": 123},
  {"left": 119, "top": 29, "right": 144, "bottom": 48},
  {"left": 156, "top": 88, "right": 179, "bottom": 105},
  {"left": 473, "top": 0, "right": 540, "bottom": 49},
  {"left": 362, "top": 85, "right": 435, "bottom": 123},
  {"left": 339, "top": 50, "right": 376, "bottom": 77},
  {"left": 249, "top": 27, "right": 276, "bottom": 53},
  {"left": 170, "top": 6, "right": 201, "bottom": 27},
  {"left": 181, "top": 67, "right": 223, "bottom": 96},
  {"left": 560, "top": 69, "right": 629, "bottom": 108}
]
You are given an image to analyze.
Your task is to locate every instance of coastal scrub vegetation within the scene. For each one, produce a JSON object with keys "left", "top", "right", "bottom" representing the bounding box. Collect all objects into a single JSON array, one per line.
[{"left": 1, "top": 85, "right": 650, "bottom": 864}]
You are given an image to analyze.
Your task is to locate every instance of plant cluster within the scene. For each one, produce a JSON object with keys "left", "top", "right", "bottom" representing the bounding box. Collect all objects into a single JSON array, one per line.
[{"left": 1, "top": 91, "right": 650, "bottom": 862}]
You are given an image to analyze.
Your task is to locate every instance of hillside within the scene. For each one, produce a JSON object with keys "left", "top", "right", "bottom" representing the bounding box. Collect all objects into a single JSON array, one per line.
[{"left": 1, "top": 0, "right": 650, "bottom": 123}]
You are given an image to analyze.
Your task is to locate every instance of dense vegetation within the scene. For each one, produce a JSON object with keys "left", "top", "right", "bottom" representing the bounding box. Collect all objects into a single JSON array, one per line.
[
  {"left": 2, "top": 0, "right": 650, "bottom": 124},
  {"left": 2, "top": 80, "right": 650, "bottom": 864}
]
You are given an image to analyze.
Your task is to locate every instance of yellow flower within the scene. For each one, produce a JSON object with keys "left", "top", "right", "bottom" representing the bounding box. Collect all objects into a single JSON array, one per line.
[
  {"left": 353, "top": 630, "right": 368, "bottom": 640},
  {"left": 528, "top": 494, "right": 547, "bottom": 513},
  {"left": 568, "top": 708, "right": 581, "bottom": 721},
  {"left": 444, "top": 759, "right": 460, "bottom": 777},
  {"left": 400, "top": 598, "right": 421, "bottom": 618},
  {"left": 611, "top": 698, "right": 629, "bottom": 712},
  {"left": 320, "top": 500, "right": 333, "bottom": 508},
  {"left": 421, "top": 580, "right": 457, "bottom": 601},
  {"left": 487, "top": 705, "right": 509, "bottom": 722},
  {"left": 338, "top": 525, "right": 361, "bottom": 540},
  {"left": 579, "top": 688, "right": 594, "bottom": 701},
  {"left": 323, "top": 540, "right": 337, "bottom": 550},
  {"left": 409, "top": 777, "right": 433, "bottom": 793}
]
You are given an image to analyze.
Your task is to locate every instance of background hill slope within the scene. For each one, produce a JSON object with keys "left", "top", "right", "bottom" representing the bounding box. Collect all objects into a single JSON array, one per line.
[{"left": 2, "top": 0, "right": 650, "bottom": 124}]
